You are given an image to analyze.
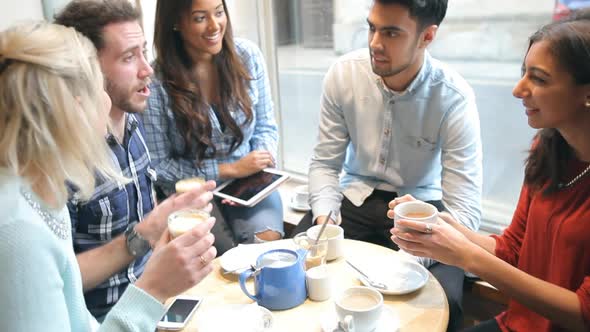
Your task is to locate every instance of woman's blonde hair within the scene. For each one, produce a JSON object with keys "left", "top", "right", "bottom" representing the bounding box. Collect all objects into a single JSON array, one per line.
[{"left": 0, "top": 22, "right": 121, "bottom": 207}]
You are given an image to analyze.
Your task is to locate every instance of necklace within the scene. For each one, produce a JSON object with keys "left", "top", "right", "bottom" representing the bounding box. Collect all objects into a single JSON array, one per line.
[
  {"left": 20, "top": 187, "right": 68, "bottom": 239},
  {"left": 558, "top": 162, "right": 590, "bottom": 189}
]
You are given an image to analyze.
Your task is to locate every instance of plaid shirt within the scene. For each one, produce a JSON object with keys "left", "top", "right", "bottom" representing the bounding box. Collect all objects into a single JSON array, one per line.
[
  {"left": 141, "top": 38, "right": 278, "bottom": 195},
  {"left": 67, "top": 114, "right": 156, "bottom": 318}
]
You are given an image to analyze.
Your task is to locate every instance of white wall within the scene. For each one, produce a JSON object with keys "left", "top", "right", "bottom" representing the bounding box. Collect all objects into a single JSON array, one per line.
[{"left": 0, "top": 0, "right": 44, "bottom": 30}]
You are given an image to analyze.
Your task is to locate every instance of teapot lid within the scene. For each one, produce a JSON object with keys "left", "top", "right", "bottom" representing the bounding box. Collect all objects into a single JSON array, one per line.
[{"left": 257, "top": 249, "right": 298, "bottom": 269}]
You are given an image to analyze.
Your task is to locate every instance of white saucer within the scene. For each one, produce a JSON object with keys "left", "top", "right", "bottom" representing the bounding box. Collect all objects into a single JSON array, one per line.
[
  {"left": 219, "top": 241, "right": 299, "bottom": 274},
  {"left": 320, "top": 306, "right": 399, "bottom": 332},
  {"left": 353, "top": 257, "right": 429, "bottom": 295},
  {"left": 289, "top": 199, "right": 311, "bottom": 212},
  {"left": 195, "top": 303, "right": 274, "bottom": 332}
]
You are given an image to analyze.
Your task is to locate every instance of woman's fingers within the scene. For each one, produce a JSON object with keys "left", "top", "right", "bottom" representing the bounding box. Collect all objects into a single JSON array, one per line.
[
  {"left": 387, "top": 194, "right": 417, "bottom": 219},
  {"left": 394, "top": 219, "right": 436, "bottom": 234},
  {"left": 172, "top": 217, "right": 215, "bottom": 247},
  {"left": 391, "top": 234, "right": 429, "bottom": 257},
  {"left": 387, "top": 194, "right": 416, "bottom": 209}
]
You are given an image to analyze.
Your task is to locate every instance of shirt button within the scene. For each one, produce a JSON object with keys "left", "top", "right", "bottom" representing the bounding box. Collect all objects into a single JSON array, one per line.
[
  {"left": 384, "top": 129, "right": 390, "bottom": 136},
  {"left": 389, "top": 99, "right": 395, "bottom": 104},
  {"left": 380, "top": 157, "right": 386, "bottom": 164}
]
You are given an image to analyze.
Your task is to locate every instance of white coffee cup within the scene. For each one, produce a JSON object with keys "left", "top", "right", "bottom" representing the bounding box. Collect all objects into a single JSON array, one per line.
[
  {"left": 335, "top": 286, "right": 383, "bottom": 332},
  {"left": 167, "top": 208, "right": 210, "bottom": 238},
  {"left": 291, "top": 184, "right": 310, "bottom": 208},
  {"left": 307, "top": 224, "right": 344, "bottom": 261},
  {"left": 305, "top": 265, "right": 331, "bottom": 301},
  {"left": 393, "top": 201, "right": 438, "bottom": 232}
]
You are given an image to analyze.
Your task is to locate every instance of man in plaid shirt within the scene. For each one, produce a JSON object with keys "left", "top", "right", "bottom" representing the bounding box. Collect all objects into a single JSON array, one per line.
[{"left": 56, "top": 0, "right": 218, "bottom": 319}]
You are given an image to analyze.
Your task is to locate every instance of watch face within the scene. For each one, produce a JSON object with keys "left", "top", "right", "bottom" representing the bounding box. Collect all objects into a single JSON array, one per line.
[{"left": 127, "top": 227, "right": 150, "bottom": 257}]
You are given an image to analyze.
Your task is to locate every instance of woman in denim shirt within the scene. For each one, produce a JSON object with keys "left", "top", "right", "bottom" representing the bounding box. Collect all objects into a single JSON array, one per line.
[{"left": 142, "top": 0, "right": 283, "bottom": 245}]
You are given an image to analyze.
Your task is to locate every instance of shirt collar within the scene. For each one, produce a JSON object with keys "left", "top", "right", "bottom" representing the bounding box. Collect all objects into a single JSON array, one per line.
[{"left": 106, "top": 114, "right": 139, "bottom": 146}]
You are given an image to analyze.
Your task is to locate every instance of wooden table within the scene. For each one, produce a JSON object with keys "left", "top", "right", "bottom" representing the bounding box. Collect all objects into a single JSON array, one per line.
[{"left": 176, "top": 239, "right": 448, "bottom": 331}]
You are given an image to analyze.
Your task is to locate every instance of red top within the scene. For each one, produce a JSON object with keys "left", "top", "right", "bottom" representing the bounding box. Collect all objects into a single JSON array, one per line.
[{"left": 492, "top": 159, "right": 590, "bottom": 331}]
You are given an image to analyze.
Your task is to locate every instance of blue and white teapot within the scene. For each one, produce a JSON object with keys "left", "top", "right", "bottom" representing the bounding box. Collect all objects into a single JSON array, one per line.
[{"left": 239, "top": 249, "right": 307, "bottom": 310}]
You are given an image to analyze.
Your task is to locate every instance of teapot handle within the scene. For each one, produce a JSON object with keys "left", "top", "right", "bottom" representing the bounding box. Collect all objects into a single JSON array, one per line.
[{"left": 239, "top": 269, "right": 258, "bottom": 302}]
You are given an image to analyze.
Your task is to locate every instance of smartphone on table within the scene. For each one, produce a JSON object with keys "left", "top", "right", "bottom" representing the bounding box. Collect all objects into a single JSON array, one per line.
[{"left": 156, "top": 295, "right": 203, "bottom": 331}]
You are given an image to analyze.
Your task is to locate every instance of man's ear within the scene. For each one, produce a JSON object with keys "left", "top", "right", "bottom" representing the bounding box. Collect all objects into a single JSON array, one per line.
[{"left": 419, "top": 25, "right": 438, "bottom": 49}]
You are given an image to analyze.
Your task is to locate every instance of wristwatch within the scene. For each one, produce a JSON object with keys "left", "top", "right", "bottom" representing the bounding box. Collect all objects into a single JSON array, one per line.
[{"left": 124, "top": 224, "right": 151, "bottom": 258}]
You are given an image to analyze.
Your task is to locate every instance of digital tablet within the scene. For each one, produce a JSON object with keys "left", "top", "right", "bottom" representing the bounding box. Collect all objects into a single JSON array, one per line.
[{"left": 213, "top": 168, "right": 290, "bottom": 207}]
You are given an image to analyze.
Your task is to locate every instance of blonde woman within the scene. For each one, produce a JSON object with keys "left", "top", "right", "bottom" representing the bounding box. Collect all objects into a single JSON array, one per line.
[{"left": 0, "top": 22, "right": 216, "bottom": 331}]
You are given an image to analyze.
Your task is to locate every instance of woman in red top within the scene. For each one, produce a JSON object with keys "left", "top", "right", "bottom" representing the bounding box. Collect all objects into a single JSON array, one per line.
[{"left": 388, "top": 17, "right": 590, "bottom": 332}]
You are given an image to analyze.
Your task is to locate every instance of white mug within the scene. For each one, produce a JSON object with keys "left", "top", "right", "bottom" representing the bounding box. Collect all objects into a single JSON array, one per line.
[
  {"left": 307, "top": 224, "right": 344, "bottom": 261},
  {"left": 393, "top": 201, "right": 438, "bottom": 232},
  {"left": 305, "top": 265, "right": 331, "bottom": 301},
  {"left": 335, "top": 286, "right": 383, "bottom": 332},
  {"left": 291, "top": 184, "right": 310, "bottom": 208}
]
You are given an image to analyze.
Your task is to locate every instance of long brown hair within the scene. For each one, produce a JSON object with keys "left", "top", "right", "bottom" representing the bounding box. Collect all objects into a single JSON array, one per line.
[
  {"left": 524, "top": 20, "right": 590, "bottom": 194},
  {"left": 153, "top": 0, "right": 253, "bottom": 161}
]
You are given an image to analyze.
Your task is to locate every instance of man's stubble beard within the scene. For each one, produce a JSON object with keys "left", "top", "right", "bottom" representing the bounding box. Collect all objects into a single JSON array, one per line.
[
  {"left": 106, "top": 78, "right": 144, "bottom": 114},
  {"left": 370, "top": 36, "right": 421, "bottom": 79}
]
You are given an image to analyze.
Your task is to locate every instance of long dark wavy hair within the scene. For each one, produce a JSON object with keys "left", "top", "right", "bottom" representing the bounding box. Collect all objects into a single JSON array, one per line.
[
  {"left": 153, "top": 0, "right": 253, "bottom": 161},
  {"left": 523, "top": 20, "right": 590, "bottom": 194}
]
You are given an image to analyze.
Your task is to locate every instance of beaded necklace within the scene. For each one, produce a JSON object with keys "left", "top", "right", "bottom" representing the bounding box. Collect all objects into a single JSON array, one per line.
[
  {"left": 557, "top": 163, "right": 590, "bottom": 189},
  {"left": 20, "top": 187, "right": 68, "bottom": 239}
]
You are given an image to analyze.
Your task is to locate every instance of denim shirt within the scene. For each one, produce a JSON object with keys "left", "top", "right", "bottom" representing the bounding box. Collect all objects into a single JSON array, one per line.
[
  {"left": 141, "top": 38, "right": 278, "bottom": 196},
  {"left": 67, "top": 114, "right": 156, "bottom": 317},
  {"left": 310, "top": 49, "right": 483, "bottom": 231}
]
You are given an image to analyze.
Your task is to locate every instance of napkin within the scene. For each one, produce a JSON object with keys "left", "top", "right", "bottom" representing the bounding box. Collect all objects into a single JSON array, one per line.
[{"left": 196, "top": 303, "right": 272, "bottom": 332}]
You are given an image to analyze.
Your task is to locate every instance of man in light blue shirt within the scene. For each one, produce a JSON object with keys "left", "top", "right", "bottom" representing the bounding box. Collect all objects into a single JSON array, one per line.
[{"left": 291, "top": 0, "right": 482, "bottom": 330}]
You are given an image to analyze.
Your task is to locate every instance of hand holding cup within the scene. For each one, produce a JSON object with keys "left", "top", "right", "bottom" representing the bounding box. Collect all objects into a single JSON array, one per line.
[
  {"left": 135, "top": 179, "right": 216, "bottom": 247},
  {"left": 135, "top": 217, "right": 217, "bottom": 303}
]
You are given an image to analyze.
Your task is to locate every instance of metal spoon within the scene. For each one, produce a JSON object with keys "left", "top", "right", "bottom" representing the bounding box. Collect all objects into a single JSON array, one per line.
[
  {"left": 222, "top": 265, "right": 253, "bottom": 275},
  {"left": 345, "top": 260, "right": 388, "bottom": 290},
  {"left": 314, "top": 210, "right": 332, "bottom": 245}
]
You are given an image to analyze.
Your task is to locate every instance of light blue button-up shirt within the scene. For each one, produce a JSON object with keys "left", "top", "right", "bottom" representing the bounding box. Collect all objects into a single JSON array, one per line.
[
  {"left": 310, "top": 49, "right": 482, "bottom": 231},
  {"left": 141, "top": 38, "right": 278, "bottom": 195}
]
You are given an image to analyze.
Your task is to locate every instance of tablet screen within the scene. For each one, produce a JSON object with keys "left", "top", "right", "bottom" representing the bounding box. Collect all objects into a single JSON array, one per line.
[{"left": 218, "top": 171, "right": 282, "bottom": 201}]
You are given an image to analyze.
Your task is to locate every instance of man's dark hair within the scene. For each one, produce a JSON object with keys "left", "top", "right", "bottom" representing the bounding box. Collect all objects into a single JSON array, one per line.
[
  {"left": 565, "top": 7, "right": 590, "bottom": 22},
  {"left": 375, "top": 0, "right": 448, "bottom": 29},
  {"left": 54, "top": 0, "right": 141, "bottom": 51}
]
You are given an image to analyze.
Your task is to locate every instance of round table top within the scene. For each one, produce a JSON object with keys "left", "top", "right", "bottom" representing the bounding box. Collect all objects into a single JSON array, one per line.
[{"left": 173, "top": 239, "right": 448, "bottom": 332}]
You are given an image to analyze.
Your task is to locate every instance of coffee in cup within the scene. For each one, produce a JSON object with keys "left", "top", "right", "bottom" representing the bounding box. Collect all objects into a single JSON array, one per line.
[
  {"left": 393, "top": 201, "right": 438, "bottom": 232},
  {"left": 167, "top": 208, "right": 209, "bottom": 238},
  {"left": 307, "top": 224, "right": 345, "bottom": 261},
  {"left": 335, "top": 286, "right": 383, "bottom": 332},
  {"left": 293, "top": 232, "right": 328, "bottom": 270},
  {"left": 175, "top": 177, "right": 206, "bottom": 193}
]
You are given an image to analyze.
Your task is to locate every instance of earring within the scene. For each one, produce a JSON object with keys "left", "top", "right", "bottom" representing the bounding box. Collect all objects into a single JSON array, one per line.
[
  {"left": 586, "top": 100, "right": 590, "bottom": 108},
  {"left": 173, "top": 26, "right": 178, "bottom": 31}
]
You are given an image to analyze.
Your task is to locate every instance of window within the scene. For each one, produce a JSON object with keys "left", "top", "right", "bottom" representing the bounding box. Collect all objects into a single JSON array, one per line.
[
  {"left": 266, "top": 0, "right": 552, "bottom": 233},
  {"left": 142, "top": 0, "right": 556, "bottom": 233}
]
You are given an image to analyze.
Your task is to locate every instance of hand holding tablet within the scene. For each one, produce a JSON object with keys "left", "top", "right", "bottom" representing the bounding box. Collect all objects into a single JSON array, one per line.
[{"left": 213, "top": 169, "right": 290, "bottom": 207}]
